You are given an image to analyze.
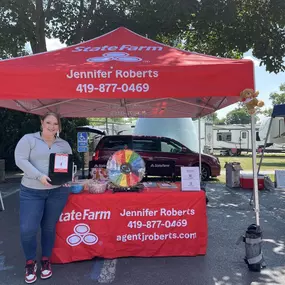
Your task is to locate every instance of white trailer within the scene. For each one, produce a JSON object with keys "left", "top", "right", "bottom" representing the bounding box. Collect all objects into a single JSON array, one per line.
[
  {"left": 212, "top": 119, "right": 285, "bottom": 156},
  {"left": 258, "top": 117, "right": 285, "bottom": 144},
  {"left": 212, "top": 124, "right": 261, "bottom": 156}
]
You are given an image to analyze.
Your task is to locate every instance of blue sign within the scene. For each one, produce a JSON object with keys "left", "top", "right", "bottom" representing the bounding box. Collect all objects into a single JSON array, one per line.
[
  {"left": 77, "top": 132, "right": 88, "bottom": 152},
  {"left": 78, "top": 146, "right": 88, "bottom": 152},
  {"left": 77, "top": 132, "right": 88, "bottom": 142},
  {"left": 78, "top": 141, "right": 88, "bottom": 147}
]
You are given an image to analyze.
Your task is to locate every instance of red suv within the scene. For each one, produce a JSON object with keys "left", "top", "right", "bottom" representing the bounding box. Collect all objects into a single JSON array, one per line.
[{"left": 92, "top": 135, "right": 220, "bottom": 181}]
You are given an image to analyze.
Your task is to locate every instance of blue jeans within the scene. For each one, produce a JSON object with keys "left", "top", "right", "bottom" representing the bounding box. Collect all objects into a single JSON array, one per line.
[{"left": 19, "top": 184, "right": 69, "bottom": 261}]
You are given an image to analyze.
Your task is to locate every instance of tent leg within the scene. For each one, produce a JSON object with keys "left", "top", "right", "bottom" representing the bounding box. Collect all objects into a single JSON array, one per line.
[
  {"left": 239, "top": 114, "right": 265, "bottom": 272},
  {"left": 250, "top": 117, "right": 273, "bottom": 205},
  {"left": 251, "top": 115, "right": 260, "bottom": 225},
  {"left": 198, "top": 118, "right": 202, "bottom": 181}
]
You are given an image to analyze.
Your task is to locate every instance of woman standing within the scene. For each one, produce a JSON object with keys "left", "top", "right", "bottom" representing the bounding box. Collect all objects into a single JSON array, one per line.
[{"left": 15, "top": 112, "right": 72, "bottom": 284}]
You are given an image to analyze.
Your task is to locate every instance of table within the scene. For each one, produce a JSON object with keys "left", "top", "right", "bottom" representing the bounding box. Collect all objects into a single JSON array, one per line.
[{"left": 51, "top": 183, "right": 208, "bottom": 264}]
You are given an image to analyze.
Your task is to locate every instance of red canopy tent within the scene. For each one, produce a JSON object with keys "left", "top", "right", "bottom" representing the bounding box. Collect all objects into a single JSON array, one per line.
[
  {"left": 0, "top": 27, "right": 254, "bottom": 118},
  {"left": 1, "top": 27, "right": 264, "bottom": 266}
]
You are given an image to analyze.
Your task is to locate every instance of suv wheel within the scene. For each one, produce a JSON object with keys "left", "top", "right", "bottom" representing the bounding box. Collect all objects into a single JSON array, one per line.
[{"left": 193, "top": 163, "right": 211, "bottom": 181}]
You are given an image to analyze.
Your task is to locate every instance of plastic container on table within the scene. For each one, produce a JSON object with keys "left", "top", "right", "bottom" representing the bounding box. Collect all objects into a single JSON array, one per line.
[{"left": 69, "top": 183, "right": 84, "bottom": 194}]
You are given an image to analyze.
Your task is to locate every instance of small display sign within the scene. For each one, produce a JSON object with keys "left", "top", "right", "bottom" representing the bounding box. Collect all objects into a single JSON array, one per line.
[
  {"left": 181, "top": 167, "right": 201, "bottom": 191},
  {"left": 54, "top": 154, "right": 69, "bottom": 173},
  {"left": 275, "top": 170, "right": 285, "bottom": 189}
]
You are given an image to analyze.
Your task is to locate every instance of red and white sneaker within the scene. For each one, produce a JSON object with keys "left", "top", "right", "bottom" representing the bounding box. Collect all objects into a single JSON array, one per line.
[
  {"left": 40, "top": 257, "right": 52, "bottom": 279},
  {"left": 25, "top": 260, "right": 37, "bottom": 284}
]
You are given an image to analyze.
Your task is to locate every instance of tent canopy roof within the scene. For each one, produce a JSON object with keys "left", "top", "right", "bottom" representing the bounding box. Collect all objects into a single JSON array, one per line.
[{"left": 0, "top": 27, "right": 254, "bottom": 118}]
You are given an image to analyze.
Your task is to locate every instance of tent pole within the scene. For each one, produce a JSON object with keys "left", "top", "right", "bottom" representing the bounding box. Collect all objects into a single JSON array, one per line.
[
  {"left": 105, "top": 118, "right": 109, "bottom": 134},
  {"left": 198, "top": 118, "right": 202, "bottom": 181},
  {"left": 257, "top": 117, "right": 273, "bottom": 174},
  {"left": 242, "top": 114, "right": 265, "bottom": 273},
  {"left": 251, "top": 115, "right": 260, "bottom": 225}
]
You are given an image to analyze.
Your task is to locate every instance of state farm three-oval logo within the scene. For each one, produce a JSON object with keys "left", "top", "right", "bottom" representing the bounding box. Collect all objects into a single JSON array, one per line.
[
  {"left": 87, "top": 52, "right": 142, "bottom": 63},
  {"left": 66, "top": 223, "right": 98, "bottom": 246}
]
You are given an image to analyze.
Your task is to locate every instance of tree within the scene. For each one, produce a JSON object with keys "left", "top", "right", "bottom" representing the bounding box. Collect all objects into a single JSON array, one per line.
[
  {"left": 269, "top": 83, "right": 285, "bottom": 105},
  {"left": 259, "top": 108, "right": 273, "bottom": 117},
  {"left": 0, "top": 110, "right": 39, "bottom": 169},
  {"left": 183, "top": 0, "right": 285, "bottom": 73},
  {"left": 211, "top": 112, "right": 226, "bottom": 125},
  {"left": 225, "top": 108, "right": 252, "bottom": 125},
  {"left": 215, "top": 117, "right": 226, "bottom": 125},
  {"left": 1, "top": 0, "right": 285, "bottom": 73},
  {"left": 0, "top": 0, "right": 54, "bottom": 58}
]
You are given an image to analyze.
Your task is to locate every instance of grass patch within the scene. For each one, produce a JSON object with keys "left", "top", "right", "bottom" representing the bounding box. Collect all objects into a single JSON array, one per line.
[
  {"left": 218, "top": 155, "right": 285, "bottom": 172},
  {"left": 214, "top": 154, "right": 285, "bottom": 183}
]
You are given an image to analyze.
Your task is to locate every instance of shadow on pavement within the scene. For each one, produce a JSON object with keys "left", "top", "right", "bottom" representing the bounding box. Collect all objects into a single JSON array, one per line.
[{"left": 0, "top": 182, "right": 285, "bottom": 285}]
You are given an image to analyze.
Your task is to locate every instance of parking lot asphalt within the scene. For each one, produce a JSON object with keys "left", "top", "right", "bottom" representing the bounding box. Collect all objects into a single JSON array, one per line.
[{"left": 0, "top": 180, "right": 285, "bottom": 285}]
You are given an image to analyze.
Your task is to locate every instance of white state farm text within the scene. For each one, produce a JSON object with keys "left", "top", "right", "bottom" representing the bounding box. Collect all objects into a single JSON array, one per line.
[{"left": 59, "top": 209, "right": 111, "bottom": 222}]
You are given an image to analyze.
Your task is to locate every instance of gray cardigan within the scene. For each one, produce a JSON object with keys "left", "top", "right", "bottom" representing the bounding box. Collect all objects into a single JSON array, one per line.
[{"left": 15, "top": 132, "right": 72, "bottom": 190}]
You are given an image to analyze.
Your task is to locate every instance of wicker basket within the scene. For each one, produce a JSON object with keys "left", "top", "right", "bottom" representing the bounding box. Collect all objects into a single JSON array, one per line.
[{"left": 88, "top": 181, "right": 107, "bottom": 194}]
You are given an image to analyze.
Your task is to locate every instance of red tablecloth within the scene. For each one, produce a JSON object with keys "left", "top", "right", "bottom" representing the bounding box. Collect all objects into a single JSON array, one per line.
[{"left": 51, "top": 184, "right": 208, "bottom": 264}]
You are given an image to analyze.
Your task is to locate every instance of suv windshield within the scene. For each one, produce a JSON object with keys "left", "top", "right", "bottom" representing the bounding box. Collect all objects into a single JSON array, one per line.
[{"left": 133, "top": 137, "right": 159, "bottom": 152}]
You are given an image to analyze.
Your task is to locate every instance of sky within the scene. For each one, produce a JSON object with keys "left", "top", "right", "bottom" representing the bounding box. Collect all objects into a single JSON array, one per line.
[{"left": 37, "top": 39, "right": 285, "bottom": 119}]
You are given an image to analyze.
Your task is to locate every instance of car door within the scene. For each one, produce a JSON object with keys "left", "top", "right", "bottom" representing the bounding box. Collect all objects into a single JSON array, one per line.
[{"left": 158, "top": 138, "right": 195, "bottom": 175}]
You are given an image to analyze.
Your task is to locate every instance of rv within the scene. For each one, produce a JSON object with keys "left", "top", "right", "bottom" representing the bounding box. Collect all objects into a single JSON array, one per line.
[
  {"left": 212, "top": 118, "right": 285, "bottom": 156},
  {"left": 212, "top": 124, "right": 261, "bottom": 156},
  {"left": 258, "top": 117, "right": 285, "bottom": 144}
]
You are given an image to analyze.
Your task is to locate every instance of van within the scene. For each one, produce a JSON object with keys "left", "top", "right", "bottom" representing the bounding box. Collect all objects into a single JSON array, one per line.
[{"left": 92, "top": 135, "right": 220, "bottom": 181}]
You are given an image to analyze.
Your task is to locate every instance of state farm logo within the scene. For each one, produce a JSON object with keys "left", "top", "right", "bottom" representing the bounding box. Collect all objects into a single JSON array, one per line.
[
  {"left": 66, "top": 223, "right": 98, "bottom": 247},
  {"left": 150, "top": 164, "right": 170, "bottom": 167},
  {"left": 87, "top": 52, "right": 142, "bottom": 63}
]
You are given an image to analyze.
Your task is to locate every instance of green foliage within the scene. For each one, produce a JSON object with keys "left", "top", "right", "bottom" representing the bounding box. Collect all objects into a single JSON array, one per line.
[
  {"left": 212, "top": 112, "right": 226, "bottom": 125},
  {"left": 215, "top": 117, "right": 226, "bottom": 125},
  {"left": 269, "top": 83, "right": 285, "bottom": 105},
  {"left": 47, "top": 0, "right": 196, "bottom": 45},
  {"left": 0, "top": 109, "right": 39, "bottom": 169},
  {"left": 1, "top": 0, "right": 285, "bottom": 72},
  {"left": 0, "top": 0, "right": 51, "bottom": 58},
  {"left": 181, "top": 0, "right": 285, "bottom": 73},
  {"left": 225, "top": 108, "right": 252, "bottom": 124},
  {"left": 259, "top": 108, "right": 273, "bottom": 117}
]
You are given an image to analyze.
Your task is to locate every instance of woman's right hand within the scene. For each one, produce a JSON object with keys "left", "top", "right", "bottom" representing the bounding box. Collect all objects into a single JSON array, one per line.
[{"left": 39, "top": 175, "right": 52, "bottom": 187}]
